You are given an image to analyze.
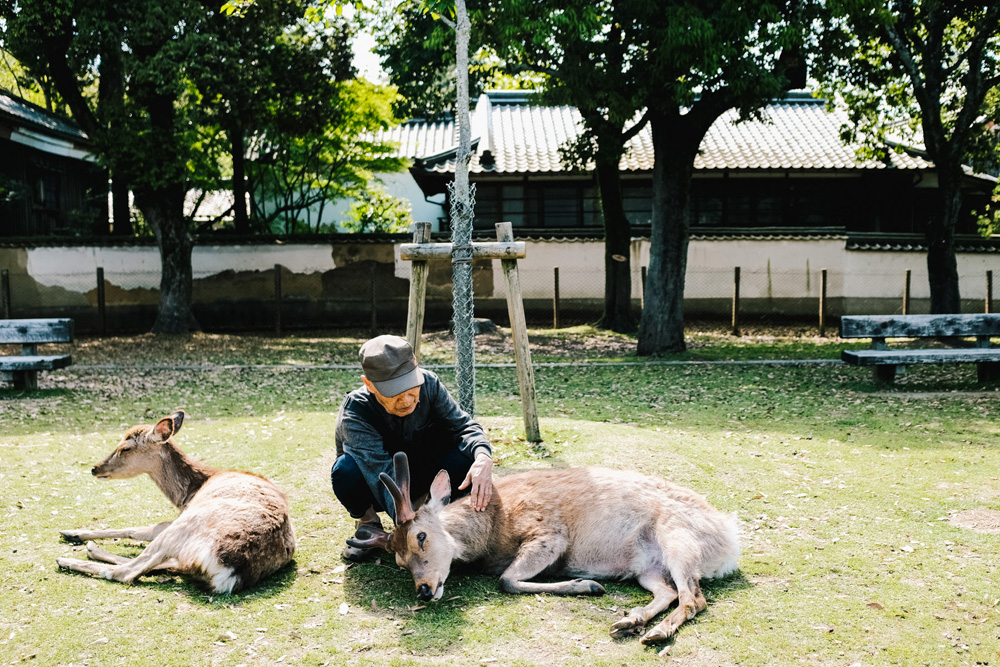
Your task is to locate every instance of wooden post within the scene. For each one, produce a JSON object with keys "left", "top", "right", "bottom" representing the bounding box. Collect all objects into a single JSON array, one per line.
[
  {"left": 96, "top": 267, "right": 106, "bottom": 337},
  {"left": 819, "top": 268, "right": 828, "bottom": 337},
  {"left": 640, "top": 266, "right": 648, "bottom": 309},
  {"left": 405, "top": 222, "right": 432, "bottom": 360},
  {"left": 552, "top": 267, "right": 560, "bottom": 329},
  {"left": 1, "top": 269, "right": 10, "bottom": 318},
  {"left": 369, "top": 263, "right": 378, "bottom": 338},
  {"left": 274, "top": 264, "right": 283, "bottom": 336},
  {"left": 496, "top": 222, "right": 540, "bottom": 442},
  {"left": 903, "top": 269, "right": 911, "bottom": 315},
  {"left": 987, "top": 270, "right": 993, "bottom": 314},
  {"left": 731, "top": 266, "right": 741, "bottom": 336}
]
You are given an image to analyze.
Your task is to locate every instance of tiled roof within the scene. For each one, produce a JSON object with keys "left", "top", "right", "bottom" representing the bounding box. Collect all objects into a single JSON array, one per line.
[
  {"left": 381, "top": 92, "right": 941, "bottom": 175},
  {"left": 846, "top": 233, "right": 1000, "bottom": 253},
  {"left": 0, "top": 90, "right": 90, "bottom": 142}
]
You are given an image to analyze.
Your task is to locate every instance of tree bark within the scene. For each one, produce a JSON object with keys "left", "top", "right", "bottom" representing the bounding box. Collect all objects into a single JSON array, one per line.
[
  {"left": 637, "top": 112, "right": 699, "bottom": 355},
  {"left": 231, "top": 125, "right": 249, "bottom": 234},
  {"left": 135, "top": 185, "right": 199, "bottom": 334},
  {"left": 111, "top": 177, "right": 132, "bottom": 235},
  {"left": 595, "top": 161, "right": 635, "bottom": 332},
  {"left": 926, "top": 166, "right": 963, "bottom": 314}
]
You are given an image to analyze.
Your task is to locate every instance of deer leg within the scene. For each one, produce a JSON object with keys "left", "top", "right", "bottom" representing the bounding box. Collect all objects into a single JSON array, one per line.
[
  {"left": 85, "top": 541, "right": 132, "bottom": 565},
  {"left": 610, "top": 571, "right": 678, "bottom": 639},
  {"left": 58, "top": 533, "right": 182, "bottom": 585},
  {"left": 78, "top": 541, "right": 185, "bottom": 574},
  {"left": 640, "top": 578, "right": 707, "bottom": 645},
  {"left": 499, "top": 536, "right": 605, "bottom": 596},
  {"left": 61, "top": 521, "right": 173, "bottom": 543}
]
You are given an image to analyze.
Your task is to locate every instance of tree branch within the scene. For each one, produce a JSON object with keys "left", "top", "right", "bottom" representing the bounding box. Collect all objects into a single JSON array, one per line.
[{"left": 621, "top": 109, "right": 652, "bottom": 144}]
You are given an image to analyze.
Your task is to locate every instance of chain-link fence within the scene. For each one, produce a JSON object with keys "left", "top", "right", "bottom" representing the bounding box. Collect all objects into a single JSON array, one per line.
[{"left": 3, "top": 253, "right": 997, "bottom": 335}]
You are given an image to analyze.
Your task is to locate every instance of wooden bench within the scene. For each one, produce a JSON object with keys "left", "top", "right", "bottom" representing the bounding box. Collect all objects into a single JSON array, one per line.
[
  {"left": 840, "top": 314, "right": 1000, "bottom": 384},
  {"left": 0, "top": 318, "right": 74, "bottom": 390}
]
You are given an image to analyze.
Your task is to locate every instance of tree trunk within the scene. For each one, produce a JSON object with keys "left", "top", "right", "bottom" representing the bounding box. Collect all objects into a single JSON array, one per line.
[
  {"left": 926, "top": 167, "right": 963, "bottom": 314},
  {"left": 595, "top": 161, "right": 635, "bottom": 332},
  {"left": 135, "top": 186, "right": 200, "bottom": 334},
  {"left": 111, "top": 176, "right": 132, "bottom": 235},
  {"left": 637, "top": 114, "right": 698, "bottom": 355},
  {"left": 231, "top": 125, "right": 249, "bottom": 234}
]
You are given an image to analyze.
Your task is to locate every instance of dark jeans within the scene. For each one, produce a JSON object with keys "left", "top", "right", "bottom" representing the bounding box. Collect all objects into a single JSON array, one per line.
[{"left": 330, "top": 449, "right": 474, "bottom": 520}]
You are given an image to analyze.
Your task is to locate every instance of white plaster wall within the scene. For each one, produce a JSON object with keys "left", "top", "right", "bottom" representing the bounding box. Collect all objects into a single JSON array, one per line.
[
  {"left": 193, "top": 245, "right": 334, "bottom": 277},
  {"left": 18, "top": 238, "right": 1000, "bottom": 303},
  {"left": 492, "top": 241, "right": 607, "bottom": 299},
  {"left": 379, "top": 172, "right": 445, "bottom": 229},
  {"left": 24, "top": 244, "right": 336, "bottom": 291}
]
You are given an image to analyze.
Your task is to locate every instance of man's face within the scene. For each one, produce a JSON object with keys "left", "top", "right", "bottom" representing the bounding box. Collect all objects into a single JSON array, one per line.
[{"left": 364, "top": 378, "right": 421, "bottom": 417}]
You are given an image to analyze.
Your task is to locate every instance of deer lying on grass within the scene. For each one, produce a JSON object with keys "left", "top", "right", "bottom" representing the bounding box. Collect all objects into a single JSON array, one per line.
[
  {"left": 348, "top": 452, "right": 740, "bottom": 645},
  {"left": 57, "top": 411, "right": 296, "bottom": 594}
]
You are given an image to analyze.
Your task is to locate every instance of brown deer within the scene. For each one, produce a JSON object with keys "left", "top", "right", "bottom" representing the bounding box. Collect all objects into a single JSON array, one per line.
[
  {"left": 349, "top": 452, "right": 739, "bottom": 645},
  {"left": 57, "top": 410, "right": 296, "bottom": 594}
]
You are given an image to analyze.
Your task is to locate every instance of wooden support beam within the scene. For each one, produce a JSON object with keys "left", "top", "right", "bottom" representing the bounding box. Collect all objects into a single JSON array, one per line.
[
  {"left": 496, "top": 222, "right": 540, "bottom": 443},
  {"left": 405, "top": 223, "right": 432, "bottom": 360},
  {"left": 399, "top": 241, "right": 525, "bottom": 261}
]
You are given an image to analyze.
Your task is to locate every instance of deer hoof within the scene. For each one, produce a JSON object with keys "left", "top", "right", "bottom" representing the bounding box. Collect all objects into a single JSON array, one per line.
[
  {"left": 572, "top": 579, "right": 605, "bottom": 595},
  {"left": 640, "top": 627, "right": 674, "bottom": 646},
  {"left": 60, "top": 530, "right": 85, "bottom": 543},
  {"left": 610, "top": 615, "right": 645, "bottom": 639}
]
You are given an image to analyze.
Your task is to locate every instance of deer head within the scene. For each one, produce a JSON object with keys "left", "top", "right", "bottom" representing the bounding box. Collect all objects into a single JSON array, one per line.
[
  {"left": 92, "top": 410, "right": 185, "bottom": 479},
  {"left": 346, "top": 452, "right": 458, "bottom": 601}
]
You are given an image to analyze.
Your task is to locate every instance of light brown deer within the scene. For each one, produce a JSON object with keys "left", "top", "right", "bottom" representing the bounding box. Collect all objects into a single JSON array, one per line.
[
  {"left": 349, "top": 452, "right": 739, "bottom": 645},
  {"left": 57, "top": 410, "right": 296, "bottom": 594}
]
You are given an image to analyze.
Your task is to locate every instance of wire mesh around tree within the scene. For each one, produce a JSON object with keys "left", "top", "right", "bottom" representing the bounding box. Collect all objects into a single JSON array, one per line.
[{"left": 448, "top": 180, "right": 477, "bottom": 415}]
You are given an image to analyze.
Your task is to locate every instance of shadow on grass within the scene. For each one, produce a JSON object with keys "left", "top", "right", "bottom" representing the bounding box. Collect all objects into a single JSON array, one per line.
[
  {"left": 342, "top": 560, "right": 498, "bottom": 656},
  {"left": 603, "top": 570, "right": 753, "bottom": 652},
  {"left": 343, "top": 561, "right": 754, "bottom": 656},
  {"left": 0, "top": 387, "right": 73, "bottom": 400}
]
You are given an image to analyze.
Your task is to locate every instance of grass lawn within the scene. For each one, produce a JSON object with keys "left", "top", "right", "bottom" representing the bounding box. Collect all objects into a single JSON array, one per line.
[{"left": 1, "top": 325, "right": 998, "bottom": 666}]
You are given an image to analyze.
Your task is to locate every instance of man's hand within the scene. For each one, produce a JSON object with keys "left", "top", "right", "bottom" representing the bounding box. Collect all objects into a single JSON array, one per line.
[{"left": 458, "top": 452, "right": 494, "bottom": 511}]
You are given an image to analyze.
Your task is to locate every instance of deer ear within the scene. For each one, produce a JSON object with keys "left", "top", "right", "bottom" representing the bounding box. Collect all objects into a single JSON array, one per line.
[
  {"left": 152, "top": 417, "right": 175, "bottom": 441},
  {"left": 170, "top": 410, "right": 185, "bottom": 434},
  {"left": 427, "top": 470, "right": 451, "bottom": 511}
]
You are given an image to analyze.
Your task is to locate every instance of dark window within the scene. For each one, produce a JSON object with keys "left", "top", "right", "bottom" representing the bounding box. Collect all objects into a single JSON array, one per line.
[{"left": 623, "top": 186, "right": 652, "bottom": 226}]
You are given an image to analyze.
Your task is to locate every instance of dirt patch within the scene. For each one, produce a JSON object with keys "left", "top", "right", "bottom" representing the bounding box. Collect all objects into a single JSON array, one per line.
[
  {"left": 949, "top": 508, "right": 1000, "bottom": 533},
  {"left": 422, "top": 327, "right": 638, "bottom": 360}
]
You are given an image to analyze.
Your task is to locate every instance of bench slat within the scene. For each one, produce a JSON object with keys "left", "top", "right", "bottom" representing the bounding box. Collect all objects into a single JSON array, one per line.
[
  {"left": 0, "top": 318, "right": 75, "bottom": 344},
  {"left": 0, "top": 355, "right": 73, "bottom": 371},
  {"left": 840, "top": 314, "right": 1000, "bottom": 339},
  {"left": 842, "top": 348, "right": 1000, "bottom": 366}
]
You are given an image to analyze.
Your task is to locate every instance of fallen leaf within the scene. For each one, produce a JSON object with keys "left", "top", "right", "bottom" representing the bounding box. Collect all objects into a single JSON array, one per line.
[{"left": 867, "top": 602, "right": 884, "bottom": 610}]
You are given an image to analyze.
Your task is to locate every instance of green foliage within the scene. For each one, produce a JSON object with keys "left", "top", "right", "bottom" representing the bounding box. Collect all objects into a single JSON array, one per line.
[
  {"left": 813, "top": 0, "right": 1000, "bottom": 312},
  {"left": 0, "top": 48, "right": 52, "bottom": 108},
  {"left": 815, "top": 1, "right": 1000, "bottom": 170},
  {"left": 343, "top": 183, "right": 413, "bottom": 233},
  {"left": 249, "top": 77, "right": 407, "bottom": 234},
  {"left": 367, "top": 0, "right": 506, "bottom": 119}
]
